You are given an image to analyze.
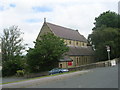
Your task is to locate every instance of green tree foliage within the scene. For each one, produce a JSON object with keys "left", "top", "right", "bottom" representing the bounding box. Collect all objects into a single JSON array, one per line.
[
  {"left": 88, "top": 27, "right": 120, "bottom": 61},
  {"left": 88, "top": 11, "right": 120, "bottom": 61},
  {"left": 93, "top": 11, "right": 120, "bottom": 30},
  {"left": 1, "top": 26, "right": 26, "bottom": 76},
  {"left": 2, "top": 57, "right": 26, "bottom": 76},
  {"left": 26, "top": 33, "right": 69, "bottom": 73}
]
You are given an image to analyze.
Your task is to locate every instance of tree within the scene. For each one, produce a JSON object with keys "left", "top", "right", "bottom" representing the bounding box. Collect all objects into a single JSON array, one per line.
[
  {"left": 26, "top": 33, "right": 69, "bottom": 73},
  {"left": 1, "top": 26, "right": 26, "bottom": 76},
  {"left": 88, "top": 27, "right": 120, "bottom": 61},
  {"left": 88, "top": 11, "right": 120, "bottom": 61},
  {"left": 93, "top": 11, "right": 120, "bottom": 30}
]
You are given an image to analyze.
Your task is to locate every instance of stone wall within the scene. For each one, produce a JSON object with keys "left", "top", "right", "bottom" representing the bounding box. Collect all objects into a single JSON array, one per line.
[
  {"left": 68, "top": 58, "right": 119, "bottom": 71},
  {"left": 24, "top": 58, "right": 119, "bottom": 78},
  {"left": 58, "top": 56, "right": 94, "bottom": 68}
]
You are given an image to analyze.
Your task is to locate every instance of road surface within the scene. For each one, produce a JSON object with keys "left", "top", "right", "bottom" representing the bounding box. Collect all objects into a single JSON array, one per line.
[
  {"left": 26, "top": 65, "right": 118, "bottom": 88},
  {"left": 2, "top": 65, "right": 118, "bottom": 88}
]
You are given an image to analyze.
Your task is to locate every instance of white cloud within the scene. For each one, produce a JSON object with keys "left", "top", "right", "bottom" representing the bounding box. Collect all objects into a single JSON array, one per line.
[{"left": 0, "top": 0, "right": 119, "bottom": 49}]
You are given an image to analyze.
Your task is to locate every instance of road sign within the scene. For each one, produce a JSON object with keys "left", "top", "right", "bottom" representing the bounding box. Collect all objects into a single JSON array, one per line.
[
  {"left": 111, "top": 60, "right": 116, "bottom": 66},
  {"left": 106, "top": 46, "right": 110, "bottom": 52},
  {"left": 107, "top": 49, "right": 110, "bottom": 52}
]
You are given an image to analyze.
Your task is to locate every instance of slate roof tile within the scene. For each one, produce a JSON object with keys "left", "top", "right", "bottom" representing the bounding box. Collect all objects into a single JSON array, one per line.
[{"left": 46, "top": 22, "right": 87, "bottom": 42}]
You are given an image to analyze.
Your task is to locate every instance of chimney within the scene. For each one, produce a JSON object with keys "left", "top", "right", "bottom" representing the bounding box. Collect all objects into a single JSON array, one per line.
[
  {"left": 76, "top": 29, "right": 78, "bottom": 31},
  {"left": 44, "top": 18, "right": 46, "bottom": 22}
]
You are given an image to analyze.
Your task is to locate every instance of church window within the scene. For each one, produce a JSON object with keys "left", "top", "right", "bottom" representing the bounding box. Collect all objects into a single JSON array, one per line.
[
  {"left": 76, "top": 41, "right": 78, "bottom": 45},
  {"left": 69, "top": 41, "right": 71, "bottom": 44},
  {"left": 82, "top": 42, "right": 84, "bottom": 46}
]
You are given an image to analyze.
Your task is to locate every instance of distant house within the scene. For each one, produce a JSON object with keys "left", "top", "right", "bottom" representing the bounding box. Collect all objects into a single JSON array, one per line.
[{"left": 37, "top": 19, "right": 94, "bottom": 68}]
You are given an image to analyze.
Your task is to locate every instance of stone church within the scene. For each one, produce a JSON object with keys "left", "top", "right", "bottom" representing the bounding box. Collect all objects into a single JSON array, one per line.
[{"left": 37, "top": 19, "right": 94, "bottom": 68}]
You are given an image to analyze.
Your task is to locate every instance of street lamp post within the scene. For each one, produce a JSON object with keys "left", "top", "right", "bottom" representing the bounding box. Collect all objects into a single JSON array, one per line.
[
  {"left": 106, "top": 45, "right": 110, "bottom": 66},
  {"left": 106, "top": 46, "right": 110, "bottom": 60}
]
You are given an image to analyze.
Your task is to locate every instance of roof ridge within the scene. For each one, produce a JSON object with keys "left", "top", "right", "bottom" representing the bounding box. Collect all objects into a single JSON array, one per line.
[{"left": 46, "top": 22, "right": 80, "bottom": 33}]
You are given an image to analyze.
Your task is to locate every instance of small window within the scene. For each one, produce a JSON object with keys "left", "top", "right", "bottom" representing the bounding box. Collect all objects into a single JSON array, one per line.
[
  {"left": 76, "top": 57, "right": 79, "bottom": 65},
  {"left": 77, "top": 57, "right": 79, "bottom": 60},
  {"left": 77, "top": 59, "right": 79, "bottom": 63},
  {"left": 82, "top": 42, "right": 84, "bottom": 46},
  {"left": 76, "top": 42, "right": 78, "bottom": 45},
  {"left": 85, "top": 57, "right": 87, "bottom": 63},
  {"left": 60, "top": 64, "right": 62, "bottom": 68}
]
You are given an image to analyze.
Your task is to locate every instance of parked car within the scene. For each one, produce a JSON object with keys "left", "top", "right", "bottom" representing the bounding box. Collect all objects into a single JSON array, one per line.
[{"left": 49, "top": 68, "right": 69, "bottom": 75}]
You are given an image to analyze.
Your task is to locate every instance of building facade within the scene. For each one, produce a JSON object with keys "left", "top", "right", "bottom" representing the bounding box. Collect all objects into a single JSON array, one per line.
[{"left": 37, "top": 20, "right": 94, "bottom": 68}]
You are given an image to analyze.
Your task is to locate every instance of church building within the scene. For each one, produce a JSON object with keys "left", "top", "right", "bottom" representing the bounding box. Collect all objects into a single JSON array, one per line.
[{"left": 37, "top": 19, "right": 94, "bottom": 68}]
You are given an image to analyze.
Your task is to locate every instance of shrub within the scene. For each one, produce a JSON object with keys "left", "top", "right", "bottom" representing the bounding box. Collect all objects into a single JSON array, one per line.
[
  {"left": 3, "top": 60, "right": 20, "bottom": 76},
  {"left": 2, "top": 59, "right": 25, "bottom": 77},
  {"left": 16, "top": 70, "right": 25, "bottom": 77}
]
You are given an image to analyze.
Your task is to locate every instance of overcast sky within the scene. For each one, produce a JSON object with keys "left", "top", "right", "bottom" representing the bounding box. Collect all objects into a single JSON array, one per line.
[{"left": 0, "top": 0, "right": 119, "bottom": 49}]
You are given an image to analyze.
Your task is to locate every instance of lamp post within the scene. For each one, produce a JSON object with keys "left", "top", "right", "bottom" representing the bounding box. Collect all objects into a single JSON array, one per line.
[
  {"left": 106, "top": 46, "right": 110, "bottom": 60},
  {"left": 106, "top": 45, "right": 111, "bottom": 66}
]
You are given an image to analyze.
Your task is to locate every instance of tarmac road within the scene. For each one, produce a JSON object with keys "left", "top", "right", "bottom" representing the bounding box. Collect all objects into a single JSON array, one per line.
[
  {"left": 27, "top": 65, "right": 118, "bottom": 88},
  {"left": 2, "top": 70, "right": 89, "bottom": 88},
  {"left": 2, "top": 64, "right": 118, "bottom": 88}
]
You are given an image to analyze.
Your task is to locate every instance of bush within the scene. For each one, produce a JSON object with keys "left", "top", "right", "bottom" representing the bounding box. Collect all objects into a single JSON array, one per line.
[
  {"left": 2, "top": 59, "right": 25, "bottom": 77},
  {"left": 16, "top": 70, "right": 25, "bottom": 77}
]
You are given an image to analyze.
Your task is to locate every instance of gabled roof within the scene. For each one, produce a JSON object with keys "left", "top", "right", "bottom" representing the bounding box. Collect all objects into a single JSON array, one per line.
[
  {"left": 59, "top": 56, "right": 73, "bottom": 62},
  {"left": 67, "top": 46, "right": 94, "bottom": 56},
  {"left": 59, "top": 46, "right": 94, "bottom": 62},
  {"left": 46, "top": 22, "right": 87, "bottom": 42}
]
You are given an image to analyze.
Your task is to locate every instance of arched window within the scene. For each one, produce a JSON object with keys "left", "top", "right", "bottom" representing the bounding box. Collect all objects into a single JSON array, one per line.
[
  {"left": 69, "top": 41, "right": 71, "bottom": 44},
  {"left": 76, "top": 57, "right": 79, "bottom": 66},
  {"left": 82, "top": 42, "right": 84, "bottom": 46},
  {"left": 76, "top": 41, "right": 78, "bottom": 45}
]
